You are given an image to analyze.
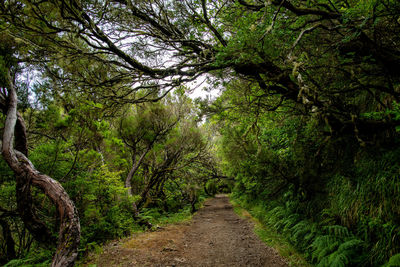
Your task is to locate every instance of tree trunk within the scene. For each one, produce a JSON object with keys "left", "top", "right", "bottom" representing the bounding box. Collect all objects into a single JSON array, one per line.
[
  {"left": 204, "top": 183, "right": 212, "bottom": 196},
  {"left": 2, "top": 70, "right": 80, "bottom": 267},
  {"left": 125, "top": 146, "right": 152, "bottom": 195},
  {"left": 190, "top": 189, "right": 198, "bottom": 213},
  {"left": 0, "top": 218, "right": 16, "bottom": 261},
  {"left": 136, "top": 175, "right": 159, "bottom": 210},
  {"left": 0, "top": 97, "right": 55, "bottom": 246},
  {"left": 15, "top": 173, "right": 56, "bottom": 245}
]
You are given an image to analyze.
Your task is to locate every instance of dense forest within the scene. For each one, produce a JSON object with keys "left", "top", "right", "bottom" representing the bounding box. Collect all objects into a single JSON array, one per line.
[{"left": 0, "top": 0, "right": 400, "bottom": 266}]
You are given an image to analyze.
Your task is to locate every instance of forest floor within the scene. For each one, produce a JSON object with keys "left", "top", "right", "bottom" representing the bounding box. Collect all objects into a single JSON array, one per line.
[{"left": 83, "top": 194, "right": 288, "bottom": 267}]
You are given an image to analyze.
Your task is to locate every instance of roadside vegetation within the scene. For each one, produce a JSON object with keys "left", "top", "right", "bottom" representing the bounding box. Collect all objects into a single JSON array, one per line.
[{"left": 232, "top": 198, "right": 310, "bottom": 267}]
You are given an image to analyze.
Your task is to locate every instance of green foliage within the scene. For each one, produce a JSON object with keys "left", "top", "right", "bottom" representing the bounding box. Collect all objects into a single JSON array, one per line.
[
  {"left": 384, "top": 253, "right": 400, "bottom": 267},
  {"left": 232, "top": 199, "right": 311, "bottom": 266},
  {"left": 1, "top": 90, "right": 215, "bottom": 265},
  {"left": 387, "top": 102, "right": 400, "bottom": 132},
  {"left": 74, "top": 165, "right": 135, "bottom": 245},
  {"left": 3, "top": 248, "right": 52, "bottom": 267},
  {"left": 217, "top": 81, "right": 400, "bottom": 265},
  {"left": 311, "top": 226, "right": 364, "bottom": 266},
  {"left": 234, "top": 195, "right": 366, "bottom": 266}
]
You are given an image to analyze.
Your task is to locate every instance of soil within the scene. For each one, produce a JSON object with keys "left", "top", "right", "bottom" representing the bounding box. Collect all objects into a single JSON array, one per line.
[{"left": 84, "top": 194, "right": 288, "bottom": 267}]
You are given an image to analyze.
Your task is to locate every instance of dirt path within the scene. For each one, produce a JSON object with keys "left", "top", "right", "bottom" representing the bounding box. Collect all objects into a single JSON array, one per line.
[{"left": 86, "top": 195, "right": 288, "bottom": 266}]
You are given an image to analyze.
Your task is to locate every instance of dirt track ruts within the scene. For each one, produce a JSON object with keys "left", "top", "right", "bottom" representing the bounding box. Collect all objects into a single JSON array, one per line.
[{"left": 86, "top": 194, "right": 288, "bottom": 267}]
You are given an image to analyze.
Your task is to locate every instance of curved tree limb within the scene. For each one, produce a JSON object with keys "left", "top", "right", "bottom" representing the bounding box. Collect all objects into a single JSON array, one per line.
[
  {"left": 237, "top": 0, "right": 340, "bottom": 19},
  {"left": 0, "top": 95, "right": 55, "bottom": 246},
  {"left": 1, "top": 70, "right": 80, "bottom": 267}
]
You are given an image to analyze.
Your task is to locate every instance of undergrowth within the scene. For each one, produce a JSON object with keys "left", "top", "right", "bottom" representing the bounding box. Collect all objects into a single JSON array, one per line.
[
  {"left": 2, "top": 249, "right": 52, "bottom": 267},
  {"left": 232, "top": 195, "right": 369, "bottom": 267}
]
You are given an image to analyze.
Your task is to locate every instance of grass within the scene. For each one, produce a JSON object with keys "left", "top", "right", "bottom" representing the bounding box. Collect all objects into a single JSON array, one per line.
[
  {"left": 230, "top": 198, "right": 312, "bottom": 267},
  {"left": 151, "top": 207, "right": 193, "bottom": 227}
]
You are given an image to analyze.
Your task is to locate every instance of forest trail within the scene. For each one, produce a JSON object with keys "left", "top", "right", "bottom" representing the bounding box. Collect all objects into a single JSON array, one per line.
[{"left": 85, "top": 195, "right": 288, "bottom": 267}]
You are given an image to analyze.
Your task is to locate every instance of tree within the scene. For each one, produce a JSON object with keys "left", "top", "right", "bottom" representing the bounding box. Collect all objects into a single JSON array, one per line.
[
  {"left": 117, "top": 93, "right": 212, "bottom": 214},
  {"left": 0, "top": 38, "right": 80, "bottom": 266},
  {"left": 2, "top": 0, "right": 398, "bottom": 139},
  {"left": 119, "top": 96, "right": 185, "bottom": 196}
]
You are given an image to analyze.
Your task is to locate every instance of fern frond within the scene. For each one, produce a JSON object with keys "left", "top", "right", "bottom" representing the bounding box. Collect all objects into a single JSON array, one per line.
[
  {"left": 337, "top": 238, "right": 363, "bottom": 253},
  {"left": 384, "top": 253, "right": 400, "bottom": 267},
  {"left": 324, "top": 225, "right": 350, "bottom": 238},
  {"left": 282, "top": 213, "right": 301, "bottom": 233},
  {"left": 312, "top": 235, "right": 339, "bottom": 262},
  {"left": 290, "top": 220, "right": 316, "bottom": 249},
  {"left": 328, "top": 250, "right": 348, "bottom": 267}
]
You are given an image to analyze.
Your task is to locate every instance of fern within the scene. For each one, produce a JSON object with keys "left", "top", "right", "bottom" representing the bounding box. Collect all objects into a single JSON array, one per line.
[
  {"left": 324, "top": 225, "right": 350, "bottom": 238},
  {"left": 312, "top": 235, "right": 340, "bottom": 262},
  {"left": 282, "top": 213, "right": 301, "bottom": 233},
  {"left": 265, "top": 206, "right": 288, "bottom": 230},
  {"left": 327, "top": 251, "right": 348, "bottom": 267},
  {"left": 291, "top": 221, "right": 310, "bottom": 242},
  {"left": 3, "top": 257, "right": 51, "bottom": 267},
  {"left": 312, "top": 226, "right": 364, "bottom": 267},
  {"left": 304, "top": 223, "right": 319, "bottom": 244},
  {"left": 337, "top": 239, "right": 363, "bottom": 253},
  {"left": 266, "top": 206, "right": 286, "bottom": 222},
  {"left": 3, "top": 259, "right": 28, "bottom": 267},
  {"left": 384, "top": 253, "right": 400, "bottom": 267},
  {"left": 289, "top": 220, "right": 319, "bottom": 250},
  {"left": 3, "top": 249, "right": 52, "bottom": 267},
  {"left": 317, "top": 256, "right": 331, "bottom": 267}
]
